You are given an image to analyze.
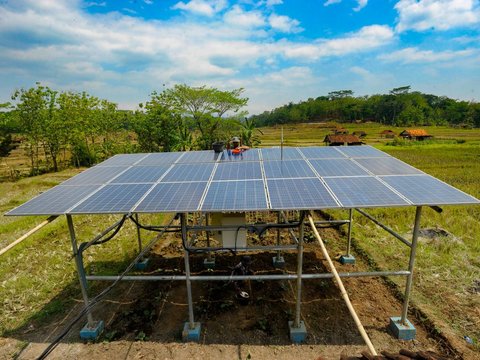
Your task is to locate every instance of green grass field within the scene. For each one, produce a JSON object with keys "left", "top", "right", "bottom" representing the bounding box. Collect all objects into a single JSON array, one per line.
[{"left": 0, "top": 123, "right": 479, "bottom": 354}]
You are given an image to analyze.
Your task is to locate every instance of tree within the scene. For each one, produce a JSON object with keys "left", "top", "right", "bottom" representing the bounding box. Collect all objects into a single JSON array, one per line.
[
  {"left": 0, "top": 103, "right": 17, "bottom": 159},
  {"left": 240, "top": 117, "right": 263, "bottom": 147}
]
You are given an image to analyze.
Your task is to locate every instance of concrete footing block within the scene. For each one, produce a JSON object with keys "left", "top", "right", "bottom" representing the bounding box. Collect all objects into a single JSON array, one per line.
[
  {"left": 203, "top": 258, "right": 215, "bottom": 269},
  {"left": 288, "top": 320, "right": 307, "bottom": 343},
  {"left": 80, "top": 320, "right": 104, "bottom": 340},
  {"left": 182, "top": 322, "right": 201, "bottom": 342},
  {"left": 388, "top": 317, "right": 416, "bottom": 340},
  {"left": 272, "top": 256, "right": 286, "bottom": 269},
  {"left": 135, "top": 258, "right": 149, "bottom": 270},
  {"left": 339, "top": 254, "right": 356, "bottom": 265}
]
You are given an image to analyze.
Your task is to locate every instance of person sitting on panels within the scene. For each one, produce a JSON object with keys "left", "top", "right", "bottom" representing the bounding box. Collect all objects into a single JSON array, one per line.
[
  {"left": 229, "top": 136, "right": 249, "bottom": 155},
  {"left": 232, "top": 255, "right": 253, "bottom": 302}
]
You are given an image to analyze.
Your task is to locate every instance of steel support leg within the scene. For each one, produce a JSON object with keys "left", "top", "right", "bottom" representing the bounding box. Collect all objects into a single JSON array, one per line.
[
  {"left": 182, "top": 214, "right": 195, "bottom": 328},
  {"left": 347, "top": 208, "right": 353, "bottom": 255},
  {"left": 67, "top": 215, "right": 94, "bottom": 327},
  {"left": 401, "top": 206, "right": 422, "bottom": 324},
  {"left": 294, "top": 215, "right": 304, "bottom": 328}
]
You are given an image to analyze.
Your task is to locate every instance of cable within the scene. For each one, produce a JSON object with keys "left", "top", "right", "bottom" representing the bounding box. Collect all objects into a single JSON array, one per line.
[
  {"left": 36, "top": 215, "right": 177, "bottom": 360},
  {"left": 78, "top": 215, "right": 129, "bottom": 254}
]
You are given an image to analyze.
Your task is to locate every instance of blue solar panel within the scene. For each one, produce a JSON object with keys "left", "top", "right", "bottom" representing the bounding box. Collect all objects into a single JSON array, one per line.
[
  {"left": 263, "top": 160, "right": 316, "bottom": 179},
  {"left": 135, "top": 152, "right": 182, "bottom": 166},
  {"left": 220, "top": 149, "right": 260, "bottom": 162},
  {"left": 309, "top": 159, "right": 369, "bottom": 177},
  {"left": 96, "top": 154, "right": 148, "bottom": 166},
  {"left": 354, "top": 158, "right": 423, "bottom": 176},
  {"left": 177, "top": 150, "right": 221, "bottom": 163},
  {"left": 380, "top": 175, "right": 480, "bottom": 205},
  {"left": 135, "top": 182, "right": 207, "bottom": 212},
  {"left": 261, "top": 147, "right": 303, "bottom": 160},
  {"left": 336, "top": 146, "right": 390, "bottom": 158},
  {"left": 63, "top": 166, "right": 129, "bottom": 185},
  {"left": 110, "top": 166, "right": 171, "bottom": 183},
  {"left": 69, "top": 184, "right": 152, "bottom": 214},
  {"left": 268, "top": 178, "right": 339, "bottom": 210},
  {"left": 299, "top": 147, "right": 346, "bottom": 159},
  {"left": 214, "top": 162, "right": 262, "bottom": 180},
  {"left": 6, "top": 185, "right": 101, "bottom": 216},
  {"left": 161, "top": 163, "right": 215, "bottom": 182},
  {"left": 202, "top": 180, "right": 268, "bottom": 211},
  {"left": 324, "top": 177, "right": 409, "bottom": 207}
]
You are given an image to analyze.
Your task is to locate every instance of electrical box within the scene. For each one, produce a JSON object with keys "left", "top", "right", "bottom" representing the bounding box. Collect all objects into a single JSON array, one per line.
[{"left": 210, "top": 213, "right": 246, "bottom": 248}]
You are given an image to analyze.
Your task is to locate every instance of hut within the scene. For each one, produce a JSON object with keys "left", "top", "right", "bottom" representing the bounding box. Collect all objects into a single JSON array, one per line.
[
  {"left": 352, "top": 131, "right": 367, "bottom": 138},
  {"left": 380, "top": 130, "right": 395, "bottom": 138},
  {"left": 399, "top": 129, "right": 433, "bottom": 141},
  {"left": 324, "top": 134, "right": 362, "bottom": 146},
  {"left": 332, "top": 126, "right": 348, "bottom": 135}
]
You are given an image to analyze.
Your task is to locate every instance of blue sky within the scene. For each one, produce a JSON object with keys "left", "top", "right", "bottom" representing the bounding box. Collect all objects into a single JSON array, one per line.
[{"left": 0, "top": 0, "right": 479, "bottom": 114}]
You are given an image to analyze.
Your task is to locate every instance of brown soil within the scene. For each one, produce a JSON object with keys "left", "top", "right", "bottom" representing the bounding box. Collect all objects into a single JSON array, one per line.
[{"left": 0, "top": 212, "right": 470, "bottom": 359}]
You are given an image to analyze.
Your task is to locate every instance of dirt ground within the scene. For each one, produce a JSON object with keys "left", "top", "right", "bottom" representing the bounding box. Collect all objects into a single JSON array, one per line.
[{"left": 0, "top": 213, "right": 471, "bottom": 359}]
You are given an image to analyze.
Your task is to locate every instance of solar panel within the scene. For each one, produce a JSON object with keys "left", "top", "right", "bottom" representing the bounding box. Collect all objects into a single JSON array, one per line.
[
  {"left": 135, "top": 152, "right": 183, "bottom": 166},
  {"left": 354, "top": 157, "right": 423, "bottom": 176},
  {"left": 261, "top": 147, "right": 303, "bottom": 160},
  {"left": 263, "top": 160, "right": 316, "bottom": 179},
  {"left": 336, "top": 146, "right": 390, "bottom": 158},
  {"left": 324, "top": 177, "right": 409, "bottom": 207},
  {"left": 96, "top": 154, "right": 148, "bottom": 166},
  {"left": 135, "top": 182, "right": 207, "bottom": 212},
  {"left": 380, "top": 175, "right": 480, "bottom": 205},
  {"left": 110, "top": 166, "right": 171, "bottom": 184},
  {"left": 161, "top": 163, "right": 215, "bottom": 182},
  {"left": 309, "top": 159, "right": 369, "bottom": 177},
  {"left": 202, "top": 180, "right": 268, "bottom": 211},
  {"left": 220, "top": 149, "right": 260, "bottom": 162},
  {"left": 268, "top": 178, "right": 339, "bottom": 210},
  {"left": 299, "top": 147, "right": 346, "bottom": 159},
  {"left": 177, "top": 150, "right": 221, "bottom": 163},
  {"left": 62, "top": 166, "right": 129, "bottom": 185},
  {"left": 214, "top": 162, "right": 262, "bottom": 180},
  {"left": 69, "top": 184, "right": 152, "bottom": 214},
  {"left": 6, "top": 185, "right": 100, "bottom": 216}
]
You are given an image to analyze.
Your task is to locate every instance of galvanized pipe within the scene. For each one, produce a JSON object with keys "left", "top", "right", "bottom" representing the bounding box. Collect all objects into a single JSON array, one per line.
[
  {"left": 182, "top": 214, "right": 196, "bottom": 329},
  {"left": 294, "top": 215, "right": 304, "bottom": 328},
  {"left": 67, "top": 215, "right": 94, "bottom": 327},
  {"left": 347, "top": 208, "right": 353, "bottom": 256},
  {"left": 355, "top": 208, "right": 412, "bottom": 247},
  {"left": 401, "top": 206, "right": 422, "bottom": 324},
  {"left": 276, "top": 212, "right": 282, "bottom": 261},
  {"left": 86, "top": 270, "right": 410, "bottom": 282},
  {"left": 187, "top": 244, "right": 298, "bottom": 252}
]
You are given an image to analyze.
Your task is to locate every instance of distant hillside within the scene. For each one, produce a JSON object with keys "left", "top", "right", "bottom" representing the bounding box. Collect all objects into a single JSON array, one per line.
[{"left": 250, "top": 87, "right": 480, "bottom": 128}]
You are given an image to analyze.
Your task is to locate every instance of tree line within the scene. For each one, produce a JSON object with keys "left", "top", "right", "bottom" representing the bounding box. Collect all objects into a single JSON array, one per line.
[
  {"left": 250, "top": 87, "right": 480, "bottom": 128},
  {"left": 0, "top": 83, "right": 259, "bottom": 176}
]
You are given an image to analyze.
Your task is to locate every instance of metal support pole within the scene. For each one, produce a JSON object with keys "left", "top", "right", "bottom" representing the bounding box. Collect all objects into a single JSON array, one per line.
[
  {"left": 135, "top": 213, "right": 142, "bottom": 256},
  {"left": 205, "top": 214, "right": 213, "bottom": 261},
  {"left": 182, "top": 213, "right": 195, "bottom": 329},
  {"left": 294, "top": 212, "right": 304, "bottom": 328},
  {"left": 66, "top": 215, "right": 94, "bottom": 327},
  {"left": 276, "top": 211, "right": 282, "bottom": 260},
  {"left": 401, "top": 206, "right": 422, "bottom": 325},
  {"left": 347, "top": 208, "right": 353, "bottom": 256}
]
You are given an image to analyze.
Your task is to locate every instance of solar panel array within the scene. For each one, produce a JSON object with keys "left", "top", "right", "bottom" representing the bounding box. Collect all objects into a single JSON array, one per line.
[{"left": 6, "top": 146, "right": 480, "bottom": 216}]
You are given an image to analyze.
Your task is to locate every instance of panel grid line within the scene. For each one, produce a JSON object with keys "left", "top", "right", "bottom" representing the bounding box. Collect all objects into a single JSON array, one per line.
[
  {"left": 258, "top": 148, "right": 272, "bottom": 209},
  {"left": 198, "top": 162, "right": 219, "bottom": 210}
]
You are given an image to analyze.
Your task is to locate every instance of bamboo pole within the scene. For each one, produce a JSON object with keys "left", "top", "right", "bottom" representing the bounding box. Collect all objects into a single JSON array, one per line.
[
  {"left": 0, "top": 215, "right": 58, "bottom": 257},
  {"left": 307, "top": 213, "right": 377, "bottom": 356}
]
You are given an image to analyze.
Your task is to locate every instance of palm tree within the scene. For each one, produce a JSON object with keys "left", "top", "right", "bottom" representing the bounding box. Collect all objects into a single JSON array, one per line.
[{"left": 240, "top": 117, "right": 263, "bottom": 147}]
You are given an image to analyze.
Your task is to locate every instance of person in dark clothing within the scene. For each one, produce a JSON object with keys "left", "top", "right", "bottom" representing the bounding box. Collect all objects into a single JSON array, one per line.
[{"left": 232, "top": 256, "right": 253, "bottom": 300}]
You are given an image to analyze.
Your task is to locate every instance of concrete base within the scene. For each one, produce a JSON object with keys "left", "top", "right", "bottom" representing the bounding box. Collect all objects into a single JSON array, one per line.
[
  {"left": 339, "top": 254, "right": 356, "bottom": 265},
  {"left": 288, "top": 320, "right": 307, "bottom": 343},
  {"left": 182, "top": 322, "right": 201, "bottom": 342},
  {"left": 272, "top": 256, "right": 286, "bottom": 269},
  {"left": 135, "top": 258, "right": 149, "bottom": 270},
  {"left": 388, "top": 317, "right": 416, "bottom": 340},
  {"left": 80, "top": 320, "right": 104, "bottom": 340},
  {"left": 203, "top": 258, "right": 215, "bottom": 269}
]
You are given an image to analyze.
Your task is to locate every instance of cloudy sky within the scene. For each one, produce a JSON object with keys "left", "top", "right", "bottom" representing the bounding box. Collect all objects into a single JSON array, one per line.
[{"left": 1, "top": 0, "right": 479, "bottom": 114}]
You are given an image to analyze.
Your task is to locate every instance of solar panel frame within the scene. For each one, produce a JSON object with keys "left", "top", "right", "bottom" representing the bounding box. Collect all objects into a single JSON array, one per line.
[
  {"left": 135, "top": 152, "right": 183, "bottom": 166},
  {"left": 354, "top": 157, "right": 424, "bottom": 176},
  {"left": 260, "top": 147, "right": 303, "bottom": 160},
  {"left": 201, "top": 180, "right": 268, "bottom": 211},
  {"left": 299, "top": 146, "right": 346, "bottom": 159},
  {"left": 309, "top": 159, "right": 370, "bottom": 177},
  {"left": 263, "top": 159, "right": 317, "bottom": 179},
  {"left": 380, "top": 175, "right": 480, "bottom": 205},
  {"left": 213, "top": 162, "right": 263, "bottom": 181},
  {"left": 96, "top": 153, "right": 149, "bottom": 166},
  {"left": 336, "top": 146, "right": 390, "bottom": 158},
  {"left": 109, "top": 165, "right": 172, "bottom": 184},
  {"left": 161, "top": 163, "right": 215, "bottom": 182},
  {"left": 62, "top": 166, "right": 129, "bottom": 185},
  {"left": 176, "top": 150, "right": 221, "bottom": 163},
  {"left": 323, "top": 176, "right": 410, "bottom": 208},
  {"left": 220, "top": 149, "right": 260, "bottom": 162}
]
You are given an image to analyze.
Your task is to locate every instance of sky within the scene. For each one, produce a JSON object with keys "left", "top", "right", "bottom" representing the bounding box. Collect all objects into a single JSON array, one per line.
[{"left": 0, "top": 0, "right": 479, "bottom": 114}]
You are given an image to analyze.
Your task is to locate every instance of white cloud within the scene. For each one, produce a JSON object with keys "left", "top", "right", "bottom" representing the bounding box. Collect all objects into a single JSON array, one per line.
[
  {"left": 283, "top": 25, "right": 394, "bottom": 60},
  {"left": 266, "top": 0, "right": 283, "bottom": 5},
  {"left": 379, "top": 47, "right": 476, "bottom": 63},
  {"left": 395, "top": 0, "right": 480, "bottom": 32},
  {"left": 268, "top": 13, "right": 302, "bottom": 33},
  {"left": 324, "top": 0, "right": 342, "bottom": 6},
  {"left": 172, "top": 0, "right": 227, "bottom": 17},
  {"left": 224, "top": 5, "right": 265, "bottom": 28},
  {"left": 144, "top": 0, "right": 154, "bottom": 4},
  {"left": 353, "top": 0, "right": 368, "bottom": 12}
]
